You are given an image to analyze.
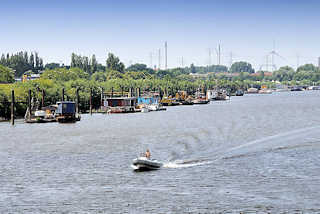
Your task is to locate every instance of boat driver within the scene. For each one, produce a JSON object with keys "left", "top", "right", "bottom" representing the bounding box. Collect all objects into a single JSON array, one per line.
[{"left": 145, "top": 149, "right": 151, "bottom": 159}]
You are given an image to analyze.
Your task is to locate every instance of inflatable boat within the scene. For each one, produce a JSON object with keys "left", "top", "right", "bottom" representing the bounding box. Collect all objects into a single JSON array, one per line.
[{"left": 132, "top": 157, "right": 163, "bottom": 171}]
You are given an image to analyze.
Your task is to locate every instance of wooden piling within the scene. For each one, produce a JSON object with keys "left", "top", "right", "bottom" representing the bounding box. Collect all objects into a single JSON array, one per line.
[
  {"left": 11, "top": 90, "right": 14, "bottom": 126},
  {"left": 111, "top": 87, "right": 114, "bottom": 97},
  {"left": 100, "top": 87, "right": 104, "bottom": 109},
  {"left": 90, "top": 88, "right": 92, "bottom": 115},
  {"left": 62, "top": 88, "right": 65, "bottom": 101},
  {"left": 76, "top": 87, "right": 79, "bottom": 114},
  {"left": 121, "top": 86, "right": 124, "bottom": 97},
  {"left": 159, "top": 88, "right": 163, "bottom": 100}
]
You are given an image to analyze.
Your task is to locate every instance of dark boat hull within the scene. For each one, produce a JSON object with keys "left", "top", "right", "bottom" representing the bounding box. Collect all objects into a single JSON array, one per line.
[{"left": 132, "top": 157, "right": 163, "bottom": 171}]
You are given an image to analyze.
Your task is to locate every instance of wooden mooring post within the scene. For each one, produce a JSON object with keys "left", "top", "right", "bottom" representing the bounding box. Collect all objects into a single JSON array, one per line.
[
  {"left": 76, "top": 87, "right": 79, "bottom": 114},
  {"left": 62, "top": 88, "right": 65, "bottom": 101},
  {"left": 137, "top": 88, "right": 141, "bottom": 97},
  {"left": 159, "top": 88, "right": 163, "bottom": 100},
  {"left": 100, "top": 87, "right": 104, "bottom": 109},
  {"left": 11, "top": 90, "right": 15, "bottom": 125}
]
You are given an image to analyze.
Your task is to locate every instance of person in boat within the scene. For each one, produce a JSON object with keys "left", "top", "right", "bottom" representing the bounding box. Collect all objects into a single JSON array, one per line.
[{"left": 145, "top": 149, "right": 151, "bottom": 159}]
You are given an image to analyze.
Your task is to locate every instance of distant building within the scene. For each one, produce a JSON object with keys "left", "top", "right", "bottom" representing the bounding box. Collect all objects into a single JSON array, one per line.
[
  {"left": 318, "top": 57, "right": 320, "bottom": 69},
  {"left": 22, "top": 71, "right": 40, "bottom": 82}
]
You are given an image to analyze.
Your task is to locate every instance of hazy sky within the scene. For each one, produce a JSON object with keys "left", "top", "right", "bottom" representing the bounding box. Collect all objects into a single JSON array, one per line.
[{"left": 1, "top": 0, "right": 320, "bottom": 70}]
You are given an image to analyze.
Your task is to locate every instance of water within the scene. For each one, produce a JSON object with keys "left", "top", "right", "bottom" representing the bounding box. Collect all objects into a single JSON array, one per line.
[{"left": 1, "top": 91, "right": 320, "bottom": 213}]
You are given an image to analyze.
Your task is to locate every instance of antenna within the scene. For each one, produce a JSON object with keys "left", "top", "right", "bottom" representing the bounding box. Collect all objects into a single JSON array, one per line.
[
  {"left": 215, "top": 44, "right": 221, "bottom": 65},
  {"left": 165, "top": 41, "right": 167, "bottom": 70}
]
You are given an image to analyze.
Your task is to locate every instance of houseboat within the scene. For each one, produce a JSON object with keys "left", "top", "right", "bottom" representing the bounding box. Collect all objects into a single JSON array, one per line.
[
  {"left": 207, "top": 90, "right": 230, "bottom": 101},
  {"left": 235, "top": 89, "right": 244, "bottom": 96},
  {"left": 55, "top": 101, "right": 80, "bottom": 123},
  {"left": 247, "top": 88, "right": 259, "bottom": 94},
  {"left": 102, "top": 97, "right": 137, "bottom": 113},
  {"left": 193, "top": 91, "right": 210, "bottom": 104},
  {"left": 137, "top": 97, "right": 166, "bottom": 111}
]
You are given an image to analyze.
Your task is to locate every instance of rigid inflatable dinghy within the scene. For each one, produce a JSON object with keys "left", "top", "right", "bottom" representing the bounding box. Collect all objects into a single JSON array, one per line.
[{"left": 132, "top": 157, "right": 163, "bottom": 171}]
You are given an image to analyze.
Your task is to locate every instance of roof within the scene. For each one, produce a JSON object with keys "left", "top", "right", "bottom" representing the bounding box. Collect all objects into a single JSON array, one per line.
[
  {"left": 56, "top": 101, "right": 75, "bottom": 104},
  {"left": 106, "top": 97, "right": 137, "bottom": 100}
]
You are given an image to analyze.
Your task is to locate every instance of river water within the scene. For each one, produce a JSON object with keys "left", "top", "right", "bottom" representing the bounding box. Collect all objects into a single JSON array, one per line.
[{"left": 0, "top": 91, "right": 320, "bottom": 213}]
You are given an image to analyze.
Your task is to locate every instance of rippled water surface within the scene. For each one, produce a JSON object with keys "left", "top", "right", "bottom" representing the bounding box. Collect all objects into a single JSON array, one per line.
[{"left": 1, "top": 91, "right": 320, "bottom": 213}]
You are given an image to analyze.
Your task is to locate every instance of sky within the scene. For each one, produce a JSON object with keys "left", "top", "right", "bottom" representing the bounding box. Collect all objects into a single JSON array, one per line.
[{"left": 1, "top": 0, "right": 320, "bottom": 70}]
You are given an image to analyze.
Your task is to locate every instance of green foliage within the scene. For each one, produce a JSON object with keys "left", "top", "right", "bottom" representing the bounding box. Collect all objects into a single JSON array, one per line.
[
  {"left": 106, "top": 69, "right": 123, "bottom": 79},
  {"left": 0, "top": 51, "right": 44, "bottom": 77},
  {"left": 41, "top": 68, "right": 89, "bottom": 81},
  {"left": 230, "top": 61, "right": 255, "bottom": 73},
  {"left": 0, "top": 65, "right": 15, "bottom": 83},
  {"left": 91, "top": 71, "right": 107, "bottom": 82},
  {"left": 127, "top": 63, "right": 146, "bottom": 72},
  {"left": 71, "top": 53, "right": 98, "bottom": 74},
  {"left": 45, "top": 63, "right": 61, "bottom": 70},
  {"left": 297, "top": 64, "right": 318, "bottom": 73},
  {"left": 106, "top": 53, "right": 125, "bottom": 73},
  {"left": 190, "top": 63, "right": 196, "bottom": 73}
]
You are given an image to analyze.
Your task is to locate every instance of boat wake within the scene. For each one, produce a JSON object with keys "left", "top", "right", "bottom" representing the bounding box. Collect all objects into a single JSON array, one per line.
[
  {"left": 163, "top": 159, "right": 212, "bottom": 169},
  {"left": 222, "top": 125, "right": 320, "bottom": 159}
]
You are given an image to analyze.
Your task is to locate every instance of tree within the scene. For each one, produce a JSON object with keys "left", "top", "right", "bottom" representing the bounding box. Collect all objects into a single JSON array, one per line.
[
  {"left": 0, "top": 54, "right": 6, "bottom": 65},
  {"left": 29, "top": 53, "right": 35, "bottom": 69},
  {"left": 106, "top": 53, "right": 125, "bottom": 73},
  {"left": 208, "top": 65, "right": 228, "bottom": 73},
  {"left": 71, "top": 53, "right": 76, "bottom": 67},
  {"left": 91, "top": 71, "right": 107, "bottom": 82},
  {"left": 90, "top": 54, "right": 98, "bottom": 74},
  {"left": 230, "top": 61, "right": 255, "bottom": 73},
  {"left": 41, "top": 67, "right": 89, "bottom": 81},
  {"left": 0, "top": 64, "right": 14, "bottom": 83},
  {"left": 45, "top": 63, "right": 60, "bottom": 70},
  {"left": 297, "top": 64, "right": 318, "bottom": 72},
  {"left": 126, "top": 63, "right": 148, "bottom": 72},
  {"left": 0, "top": 51, "right": 44, "bottom": 77},
  {"left": 190, "top": 63, "right": 196, "bottom": 73}
]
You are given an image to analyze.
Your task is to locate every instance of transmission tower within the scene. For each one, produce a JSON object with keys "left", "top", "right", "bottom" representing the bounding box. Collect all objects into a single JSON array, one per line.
[
  {"left": 158, "top": 49, "right": 161, "bottom": 70},
  {"left": 165, "top": 41, "right": 167, "bottom": 70}
]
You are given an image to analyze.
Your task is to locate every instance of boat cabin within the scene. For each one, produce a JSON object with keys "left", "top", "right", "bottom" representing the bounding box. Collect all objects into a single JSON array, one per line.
[
  {"left": 137, "top": 97, "right": 159, "bottom": 105},
  {"left": 56, "top": 101, "right": 76, "bottom": 115},
  {"left": 102, "top": 97, "right": 137, "bottom": 113}
]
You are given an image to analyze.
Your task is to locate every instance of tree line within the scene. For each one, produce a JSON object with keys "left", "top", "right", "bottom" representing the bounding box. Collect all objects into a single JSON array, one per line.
[{"left": 0, "top": 51, "right": 44, "bottom": 77}]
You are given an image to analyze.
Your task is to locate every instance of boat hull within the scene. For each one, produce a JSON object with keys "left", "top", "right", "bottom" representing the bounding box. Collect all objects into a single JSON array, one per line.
[{"left": 132, "top": 157, "right": 163, "bottom": 171}]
